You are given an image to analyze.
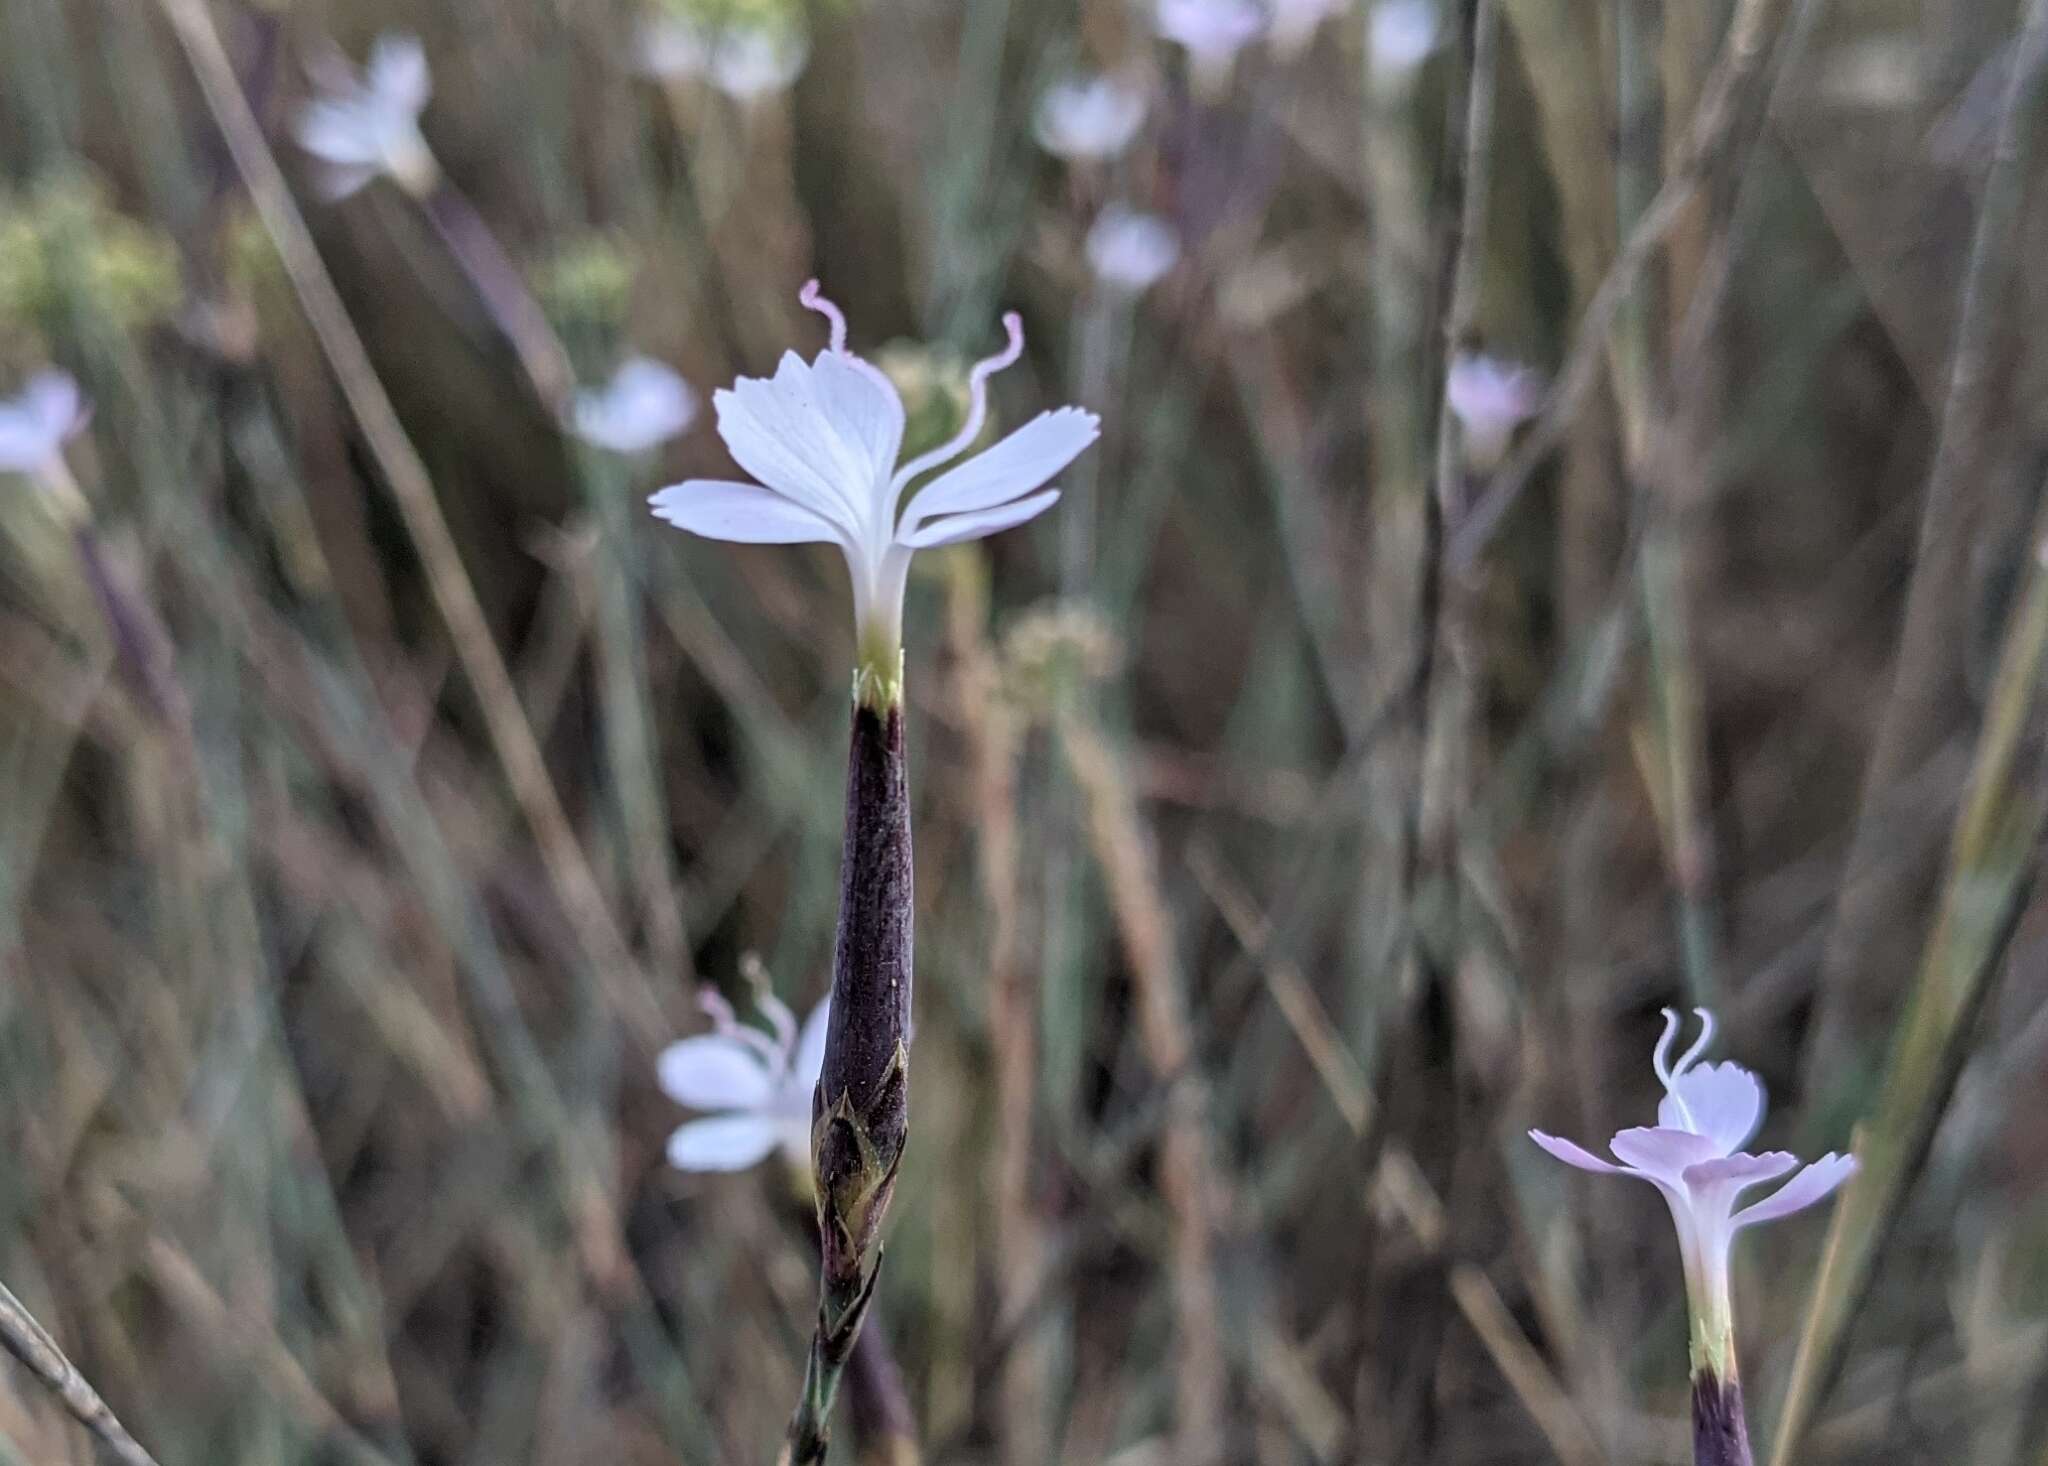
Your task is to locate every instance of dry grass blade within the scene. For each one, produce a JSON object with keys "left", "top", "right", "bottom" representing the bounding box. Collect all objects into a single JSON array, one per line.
[
  {"left": 153, "top": 0, "right": 663, "bottom": 1046},
  {"left": 0, "top": 1281, "right": 161, "bottom": 1466},
  {"left": 1058, "top": 709, "right": 1227, "bottom": 1465}
]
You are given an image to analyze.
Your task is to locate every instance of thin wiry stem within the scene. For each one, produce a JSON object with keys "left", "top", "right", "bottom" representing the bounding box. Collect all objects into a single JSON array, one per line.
[
  {"left": 0, "top": 1279, "right": 162, "bottom": 1466},
  {"left": 155, "top": 0, "right": 666, "bottom": 1048}
]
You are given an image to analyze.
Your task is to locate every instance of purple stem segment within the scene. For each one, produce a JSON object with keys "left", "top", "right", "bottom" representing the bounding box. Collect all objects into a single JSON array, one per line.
[{"left": 1692, "top": 1370, "right": 1754, "bottom": 1466}]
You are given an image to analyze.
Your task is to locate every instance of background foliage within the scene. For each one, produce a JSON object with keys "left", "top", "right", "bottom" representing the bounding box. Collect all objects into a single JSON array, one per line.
[{"left": 1, "top": 1, "right": 2046, "bottom": 1463}]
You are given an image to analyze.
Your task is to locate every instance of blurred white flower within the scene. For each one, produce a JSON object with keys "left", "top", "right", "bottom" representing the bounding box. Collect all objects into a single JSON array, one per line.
[
  {"left": 639, "top": 16, "right": 808, "bottom": 102},
  {"left": 1270, "top": 0, "right": 1345, "bottom": 57},
  {"left": 1153, "top": 0, "right": 1267, "bottom": 91},
  {"left": 1444, "top": 351, "right": 1542, "bottom": 466},
  {"left": 1532, "top": 1009, "right": 1857, "bottom": 1377},
  {"left": 295, "top": 32, "right": 438, "bottom": 200},
  {"left": 574, "top": 357, "right": 700, "bottom": 456},
  {"left": 661, "top": 990, "right": 827, "bottom": 1173},
  {"left": 0, "top": 371, "right": 90, "bottom": 487},
  {"left": 1033, "top": 74, "right": 1148, "bottom": 162},
  {"left": 1086, "top": 206, "right": 1181, "bottom": 293},
  {"left": 1369, "top": 0, "right": 1441, "bottom": 83},
  {"left": 650, "top": 283, "right": 1098, "bottom": 677}
]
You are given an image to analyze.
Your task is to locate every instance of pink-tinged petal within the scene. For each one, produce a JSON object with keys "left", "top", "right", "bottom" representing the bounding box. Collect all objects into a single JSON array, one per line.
[
  {"left": 656, "top": 1035, "right": 778, "bottom": 1112},
  {"left": 666, "top": 1114, "right": 782, "bottom": 1172},
  {"left": 1659, "top": 1059, "right": 1764, "bottom": 1153},
  {"left": 716, "top": 372, "right": 866, "bottom": 535},
  {"left": 900, "top": 489, "right": 1060, "bottom": 549},
  {"left": 1529, "top": 1129, "right": 1627, "bottom": 1175},
  {"left": 1682, "top": 1151, "right": 1799, "bottom": 1189},
  {"left": 1732, "top": 1152, "right": 1858, "bottom": 1230},
  {"left": 1609, "top": 1126, "right": 1723, "bottom": 1182},
  {"left": 792, "top": 996, "right": 831, "bottom": 1093},
  {"left": 899, "top": 407, "right": 1099, "bottom": 537},
  {"left": 367, "top": 33, "right": 431, "bottom": 112},
  {"left": 295, "top": 101, "right": 385, "bottom": 165},
  {"left": 23, "top": 372, "right": 84, "bottom": 439},
  {"left": 650, "top": 480, "right": 846, "bottom": 545}
]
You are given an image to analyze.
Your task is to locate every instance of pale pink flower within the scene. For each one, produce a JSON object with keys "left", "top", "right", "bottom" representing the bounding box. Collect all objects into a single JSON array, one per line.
[
  {"left": 650, "top": 284, "right": 1098, "bottom": 677},
  {"left": 1033, "top": 74, "right": 1149, "bottom": 162},
  {"left": 295, "top": 33, "right": 437, "bottom": 200},
  {"left": 639, "top": 16, "right": 808, "bottom": 101},
  {"left": 1444, "top": 351, "right": 1542, "bottom": 466},
  {"left": 574, "top": 357, "right": 700, "bottom": 456},
  {"left": 1370, "top": 0, "right": 1442, "bottom": 82},
  {"left": 1154, "top": 0, "right": 1267, "bottom": 91},
  {"left": 660, "top": 990, "right": 827, "bottom": 1173},
  {"left": 1531, "top": 1008, "right": 1857, "bottom": 1375},
  {"left": 1086, "top": 206, "right": 1181, "bottom": 293},
  {"left": 0, "top": 372, "right": 91, "bottom": 486}
]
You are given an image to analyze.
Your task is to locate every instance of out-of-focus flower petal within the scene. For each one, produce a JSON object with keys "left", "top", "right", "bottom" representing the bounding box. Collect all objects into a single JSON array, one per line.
[
  {"left": 1732, "top": 1153, "right": 1858, "bottom": 1230},
  {"left": 0, "top": 371, "right": 88, "bottom": 475},
  {"left": 575, "top": 357, "right": 700, "bottom": 455},
  {"left": 667, "top": 1114, "right": 784, "bottom": 1172},
  {"left": 1154, "top": 0, "right": 1268, "bottom": 62},
  {"left": 649, "top": 480, "right": 847, "bottom": 545},
  {"left": 656, "top": 1035, "right": 779, "bottom": 1111},
  {"left": 900, "top": 407, "right": 1098, "bottom": 537},
  {"left": 367, "top": 33, "right": 431, "bottom": 112},
  {"left": 1370, "top": 0, "right": 1441, "bottom": 80},
  {"left": 792, "top": 997, "right": 831, "bottom": 1095},
  {"left": 1086, "top": 207, "right": 1181, "bottom": 293},
  {"left": 1033, "top": 75, "right": 1148, "bottom": 161}
]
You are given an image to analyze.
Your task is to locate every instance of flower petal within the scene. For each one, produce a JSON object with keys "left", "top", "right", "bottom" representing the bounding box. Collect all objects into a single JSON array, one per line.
[
  {"left": 792, "top": 996, "right": 831, "bottom": 1093},
  {"left": 1608, "top": 1126, "right": 1723, "bottom": 1182},
  {"left": 1681, "top": 1151, "right": 1799, "bottom": 1190},
  {"left": 23, "top": 372, "right": 83, "bottom": 439},
  {"left": 716, "top": 368, "right": 868, "bottom": 535},
  {"left": 650, "top": 480, "right": 846, "bottom": 545},
  {"left": 900, "top": 489, "right": 1060, "bottom": 549},
  {"left": 656, "top": 1034, "right": 778, "bottom": 1111},
  {"left": 1732, "top": 1152, "right": 1858, "bottom": 1230},
  {"left": 1659, "top": 1059, "right": 1764, "bottom": 1154},
  {"left": 577, "top": 358, "right": 699, "bottom": 455},
  {"left": 899, "top": 408, "right": 1098, "bottom": 538},
  {"left": 367, "top": 33, "right": 431, "bottom": 113},
  {"left": 666, "top": 1114, "right": 783, "bottom": 1172},
  {"left": 296, "top": 101, "right": 384, "bottom": 166},
  {"left": 809, "top": 351, "right": 905, "bottom": 517},
  {"left": 1529, "top": 1129, "right": 1626, "bottom": 1175}
]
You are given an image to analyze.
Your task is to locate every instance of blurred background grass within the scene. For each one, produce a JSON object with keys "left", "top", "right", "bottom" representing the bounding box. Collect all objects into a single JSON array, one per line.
[{"left": 3, "top": 0, "right": 2048, "bottom": 1463}]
